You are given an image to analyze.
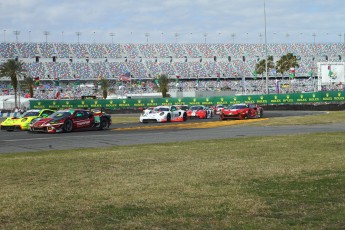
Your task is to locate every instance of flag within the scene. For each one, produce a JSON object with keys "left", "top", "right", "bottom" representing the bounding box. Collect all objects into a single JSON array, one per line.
[
  {"left": 289, "top": 67, "right": 295, "bottom": 79},
  {"left": 328, "top": 66, "right": 333, "bottom": 77},
  {"left": 34, "top": 77, "right": 40, "bottom": 86},
  {"left": 308, "top": 71, "right": 313, "bottom": 77},
  {"left": 329, "top": 70, "right": 333, "bottom": 77},
  {"left": 253, "top": 70, "right": 257, "bottom": 79},
  {"left": 119, "top": 72, "right": 131, "bottom": 82}
]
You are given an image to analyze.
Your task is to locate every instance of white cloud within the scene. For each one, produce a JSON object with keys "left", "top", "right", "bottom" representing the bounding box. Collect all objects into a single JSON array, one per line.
[{"left": 0, "top": 0, "right": 344, "bottom": 43}]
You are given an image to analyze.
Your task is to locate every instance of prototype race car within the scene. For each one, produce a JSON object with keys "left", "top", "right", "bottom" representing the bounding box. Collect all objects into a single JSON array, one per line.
[
  {"left": 186, "top": 105, "right": 213, "bottom": 119},
  {"left": 29, "top": 109, "right": 112, "bottom": 133},
  {"left": 139, "top": 105, "right": 187, "bottom": 123},
  {"left": 0, "top": 109, "right": 55, "bottom": 131},
  {"left": 219, "top": 103, "right": 263, "bottom": 120}
]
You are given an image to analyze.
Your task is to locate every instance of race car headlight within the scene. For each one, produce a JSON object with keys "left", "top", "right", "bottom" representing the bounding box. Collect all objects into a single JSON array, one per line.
[
  {"left": 159, "top": 112, "right": 164, "bottom": 116},
  {"left": 21, "top": 118, "right": 27, "bottom": 122}
]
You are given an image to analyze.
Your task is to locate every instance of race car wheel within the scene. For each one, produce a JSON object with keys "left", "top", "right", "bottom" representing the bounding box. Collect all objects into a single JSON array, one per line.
[
  {"left": 259, "top": 109, "right": 263, "bottom": 118},
  {"left": 183, "top": 112, "right": 187, "bottom": 121},
  {"left": 167, "top": 113, "right": 171, "bottom": 122},
  {"left": 99, "top": 117, "right": 109, "bottom": 130},
  {"left": 63, "top": 119, "right": 73, "bottom": 132}
]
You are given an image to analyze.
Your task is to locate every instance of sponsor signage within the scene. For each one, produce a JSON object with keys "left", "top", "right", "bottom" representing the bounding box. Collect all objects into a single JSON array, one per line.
[{"left": 30, "top": 91, "right": 345, "bottom": 109}]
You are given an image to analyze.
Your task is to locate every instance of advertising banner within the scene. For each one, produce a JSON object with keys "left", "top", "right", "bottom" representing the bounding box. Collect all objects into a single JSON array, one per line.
[{"left": 30, "top": 91, "right": 345, "bottom": 110}]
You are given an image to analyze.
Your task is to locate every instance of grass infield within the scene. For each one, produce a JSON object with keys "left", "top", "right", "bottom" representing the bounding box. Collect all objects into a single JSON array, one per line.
[{"left": 1, "top": 111, "right": 345, "bottom": 229}]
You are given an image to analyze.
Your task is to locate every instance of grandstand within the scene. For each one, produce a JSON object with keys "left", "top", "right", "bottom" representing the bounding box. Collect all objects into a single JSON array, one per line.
[{"left": 0, "top": 42, "right": 345, "bottom": 98}]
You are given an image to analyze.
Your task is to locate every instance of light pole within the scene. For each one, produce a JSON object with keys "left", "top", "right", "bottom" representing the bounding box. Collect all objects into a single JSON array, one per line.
[
  {"left": 109, "top": 32, "right": 115, "bottom": 43},
  {"left": 13, "top": 30, "right": 20, "bottom": 43},
  {"left": 286, "top": 33, "right": 290, "bottom": 43},
  {"left": 312, "top": 32, "right": 316, "bottom": 44},
  {"left": 258, "top": 33, "right": 263, "bottom": 43},
  {"left": 145, "top": 32, "right": 150, "bottom": 43},
  {"left": 231, "top": 33, "right": 236, "bottom": 43},
  {"left": 29, "top": 30, "right": 31, "bottom": 43},
  {"left": 174, "top": 32, "right": 179, "bottom": 43},
  {"left": 161, "top": 32, "right": 164, "bottom": 43},
  {"left": 76, "top": 32, "right": 82, "bottom": 43},
  {"left": 93, "top": 31, "right": 96, "bottom": 43},
  {"left": 43, "top": 31, "right": 50, "bottom": 43},
  {"left": 203, "top": 33, "right": 208, "bottom": 44},
  {"left": 264, "top": 0, "right": 269, "bottom": 94}
]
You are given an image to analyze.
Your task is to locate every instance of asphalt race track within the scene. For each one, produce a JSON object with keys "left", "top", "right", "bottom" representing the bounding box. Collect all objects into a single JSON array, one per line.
[{"left": 1, "top": 110, "right": 344, "bottom": 154}]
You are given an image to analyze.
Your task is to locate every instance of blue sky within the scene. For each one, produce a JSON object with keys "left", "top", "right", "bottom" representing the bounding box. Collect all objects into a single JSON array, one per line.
[{"left": 0, "top": 0, "right": 344, "bottom": 44}]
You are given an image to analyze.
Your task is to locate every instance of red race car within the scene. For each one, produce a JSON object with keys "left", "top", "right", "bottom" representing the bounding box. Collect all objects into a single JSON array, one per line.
[
  {"left": 29, "top": 109, "right": 112, "bottom": 133},
  {"left": 219, "top": 103, "right": 263, "bottom": 120},
  {"left": 187, "top": 105, "right": 213, "bottom": 119}
]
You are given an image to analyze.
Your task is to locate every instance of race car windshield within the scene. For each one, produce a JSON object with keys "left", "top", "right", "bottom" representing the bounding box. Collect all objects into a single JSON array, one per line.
[
  {"left": 154, "top": 107, "right": 169, "bottom": 112},
  {"left": 228, "top": 105, "right": 247, "bottom": 109},
  {"left": 49, "top": 111, "right": 72, "bottom": 119},
  {"left": 22, "top": 111, "right": 40, "bottom": 117},
  {"left": 190, "top": 106, "right": 202, "bottom": 110}
]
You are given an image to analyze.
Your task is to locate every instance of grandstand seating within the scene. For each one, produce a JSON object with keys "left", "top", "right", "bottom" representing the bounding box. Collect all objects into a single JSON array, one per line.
[{"left": 1, "top": 42, "right": 344, "bottom": 83}]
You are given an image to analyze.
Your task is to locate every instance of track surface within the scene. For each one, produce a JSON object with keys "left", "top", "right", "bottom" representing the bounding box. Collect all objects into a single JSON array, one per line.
[{"left": 1, "top": 111, "right": 344, "bottom": 154}]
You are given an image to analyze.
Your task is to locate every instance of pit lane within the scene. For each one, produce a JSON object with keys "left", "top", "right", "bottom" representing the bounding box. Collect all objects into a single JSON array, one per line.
[{"left": 0, "top": 110, "right": 332, "bottom": 154}]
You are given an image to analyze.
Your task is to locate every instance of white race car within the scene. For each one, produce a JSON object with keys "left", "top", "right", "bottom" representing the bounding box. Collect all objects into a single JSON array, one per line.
[{"left": 139, "top": 105, "right": 187, "bottom": 123}]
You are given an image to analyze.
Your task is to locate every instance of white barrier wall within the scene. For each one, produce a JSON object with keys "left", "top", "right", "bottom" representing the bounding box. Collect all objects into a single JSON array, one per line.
[{"left": 318, "top": 62, "right": 345, "bottom": 90}]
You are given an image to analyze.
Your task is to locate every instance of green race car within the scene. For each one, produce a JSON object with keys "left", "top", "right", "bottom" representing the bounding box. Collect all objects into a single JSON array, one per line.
[{"left": 0, "top": 109, "right": 55, "bottom": 131}]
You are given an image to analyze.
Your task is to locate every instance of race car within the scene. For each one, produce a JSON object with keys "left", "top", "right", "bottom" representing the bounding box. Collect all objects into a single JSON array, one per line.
[
  {"left": 0, "top": 109, "right": 55, "bottom": 131},
  {"left": 186, "top": 105, "right": 213, "bottom": 119},
  {"left": 212, "top": 104, "right": 225, "bottom": 115},
  {"left": 139, "top": 105, "right": 187, "bottom": 123},
  {"left": 29, "top": 109, "right": 112, "bottom": 133},
  {"left": 219, "top": 103, "right": 263, "bottom": 120}
]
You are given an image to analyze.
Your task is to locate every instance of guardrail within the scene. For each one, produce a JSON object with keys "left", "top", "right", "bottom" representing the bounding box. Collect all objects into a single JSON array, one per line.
[{"left": 29, "top": 91, "right": 345, "bottom": 110}]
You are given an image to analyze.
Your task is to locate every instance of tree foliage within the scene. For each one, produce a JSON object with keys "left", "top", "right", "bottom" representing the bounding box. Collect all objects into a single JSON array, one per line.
[
  {"left": 275, "top": 53, "right": 300, "bottom": 76},
  {"left": 0, "top": 59, "right": 25, "bottom": 108},
  {"left": 21, "top": 76, "right": 35, "bottom": 98},
  {"left": 255, "top": 56, "right": 275, "bottom": 75},
  {"left": 158, "top": 74, "right": 169, "bottom": 98},
  {"left": 99, "top": 78, "right": 109, "bottom": 99}
]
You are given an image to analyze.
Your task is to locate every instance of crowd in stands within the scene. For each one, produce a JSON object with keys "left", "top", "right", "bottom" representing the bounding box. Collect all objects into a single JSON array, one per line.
[
  {"left": 1, "top": 42, "right": 345, "bottom": 98},
  {"left": 2, "top": 77, "right": 342, "bottom": 101}
]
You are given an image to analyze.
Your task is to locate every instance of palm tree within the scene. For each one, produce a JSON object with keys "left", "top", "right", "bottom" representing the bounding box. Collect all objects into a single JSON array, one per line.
[
  {"left": 254, "top": 56, "right": 275, "bottom": 78},
  {"left": 157, "top": 74, "right": 169, "bottom": 98},
  {"left": 99, "top": 78, "right": 109, "bottom": 99},
  {"left": 0, "top": 59, "right": 25, "bottom": 108},
  {"left": 276, "top": 53, "right": 300, "bottom": 77},
  {"left": 21, "top": 75, "right": 35, "bottom": 98}
]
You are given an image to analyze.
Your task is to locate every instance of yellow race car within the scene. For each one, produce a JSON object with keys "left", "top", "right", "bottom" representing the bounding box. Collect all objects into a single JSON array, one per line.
[{"left": 0, "top": 109, "right": 55, "bottom": 131}]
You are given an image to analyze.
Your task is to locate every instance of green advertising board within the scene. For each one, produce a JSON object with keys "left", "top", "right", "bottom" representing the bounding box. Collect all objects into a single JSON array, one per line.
[{"left": 30, "top": 91, "right": 345, "bottom": 110}]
